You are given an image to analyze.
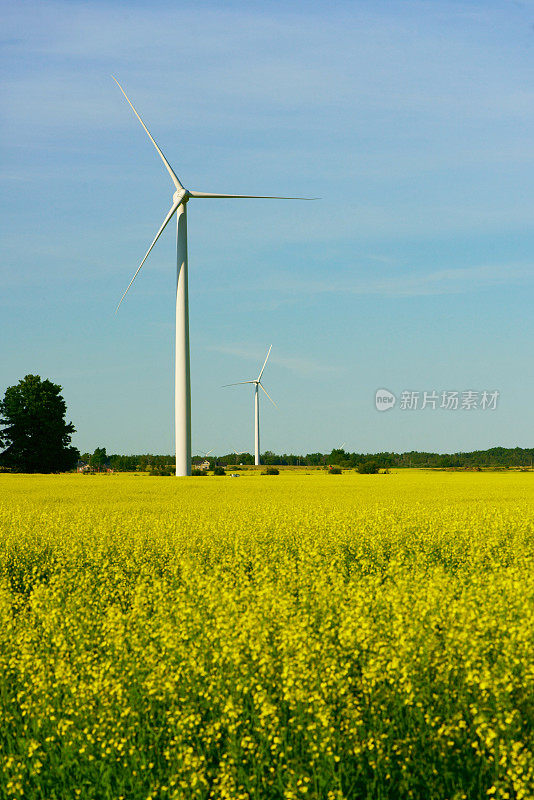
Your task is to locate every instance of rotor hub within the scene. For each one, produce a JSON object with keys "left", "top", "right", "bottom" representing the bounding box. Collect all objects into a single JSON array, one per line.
[{"left": 173, "top": 189, "right": 189, "bottom": 204}]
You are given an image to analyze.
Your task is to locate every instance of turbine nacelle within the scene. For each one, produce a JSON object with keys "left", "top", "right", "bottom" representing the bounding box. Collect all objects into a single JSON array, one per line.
[{"left": 173, "top": 189, "right": 189, "bottom": 205}]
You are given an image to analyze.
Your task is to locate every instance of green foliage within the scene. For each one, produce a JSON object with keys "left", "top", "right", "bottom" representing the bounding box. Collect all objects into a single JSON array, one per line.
[
  {"left": 357, "top": 462, "right": 379, "bottom": 474},
  {"left": 148, "top": 465, "right": 173, "bottom": 476},
  {"left": 191, "top": 469, "right": 207, "bottom": 476},
  {"left": 89, "top": 447, "right": 108, "bottom": 471},
  {"left": 0, "top": 375, "right": 78, "bottom": 473},
  {"left": 328, "top": 466, "right": 342, "bottom": 474},
  {"left": 213, "top": 466, "right": 226, "bottom": 476},
  {"left": 103, "top": 447, "right": 534, "bottom": 473},
  {"left": 263, "top": 466, "right": 280, "bottom": 475}
]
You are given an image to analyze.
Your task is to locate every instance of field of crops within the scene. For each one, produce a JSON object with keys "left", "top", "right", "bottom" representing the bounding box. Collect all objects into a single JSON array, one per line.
[{"left": 1, "top": 470, "right": 533, "bottom": 800}]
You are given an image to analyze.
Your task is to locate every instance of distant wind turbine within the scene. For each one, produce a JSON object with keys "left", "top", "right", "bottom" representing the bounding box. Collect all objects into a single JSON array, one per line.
[
  {"left": 224, "top": 346, "right": 276, "bottom": 466},
  {"left": 112, "top": 78, "right": 315, "bottom": 476},
  {"left": 232, "top": 447, "right": 248, "bottom": 464}
]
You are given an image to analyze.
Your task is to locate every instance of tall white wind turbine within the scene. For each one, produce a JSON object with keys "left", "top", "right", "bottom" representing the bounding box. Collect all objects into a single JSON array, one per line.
[
  {"left": 112, "top": 78, "right": 314, "bottom": 476},
  {"left": 223, "top": 346, "right": 276, "bottom": 466}
]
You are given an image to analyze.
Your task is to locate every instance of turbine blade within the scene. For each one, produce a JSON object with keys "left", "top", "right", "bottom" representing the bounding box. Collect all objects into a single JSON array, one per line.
[
  {"left": 112, "top": 76, "right": 184, "bottom": 191},
  {"left": 257, "top": 345, "right": 272, "bottom": 382},
  {"left": 259, "top": 382, "right": 277, "bottom": 407},
  {"left": 116, "top": 200, "right": 180, "bottom": 312},
  {"left": 222, "top": 381, "right": 255, "bottom": 387},
  {"left": 189, "top": 191, "right": 318, "bottom": 200}
]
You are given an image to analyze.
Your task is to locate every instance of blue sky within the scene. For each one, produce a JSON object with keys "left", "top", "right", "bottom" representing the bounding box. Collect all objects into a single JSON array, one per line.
[{"left": 2, "top": 0, "right": 534, "bottom": 455}]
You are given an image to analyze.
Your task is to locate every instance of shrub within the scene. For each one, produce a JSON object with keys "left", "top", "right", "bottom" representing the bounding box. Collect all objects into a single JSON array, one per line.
[
  {"left": 191, "top": 469, "right": 207, "bottom": 476},
  {"left": 329, "top": 467, "right": 342, "bottom": 475},
  {"left": 357, "top": 462, "right": 379, "bottom": 474},
  {"left": 263, "top": 467, "right": 279, "bottom": 475},
  {"left": 149, "top": 466, "right": 173, "bottom": 476},
  {"left": 213, "top": 467, "right": 226, "bottom": 476}
]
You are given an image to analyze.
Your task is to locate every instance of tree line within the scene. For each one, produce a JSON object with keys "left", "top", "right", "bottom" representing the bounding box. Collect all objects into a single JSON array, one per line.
[
  {"left": 1, "top": 375, "right": 532, "bottom": 473},
  {"left": 85, "top": 446, "right": 534, "bottom": 472}
]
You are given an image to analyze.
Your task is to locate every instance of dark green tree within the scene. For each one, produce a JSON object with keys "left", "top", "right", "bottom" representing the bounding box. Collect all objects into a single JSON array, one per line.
[
  {"left": 357, "top": 461, "right": 379, "bottom": 474},
  {"left": 89, "top": 447, "right": 108, "bottom": 471},
  {"left": 0, "top": 375, "right": 79, "bottom": 473}
]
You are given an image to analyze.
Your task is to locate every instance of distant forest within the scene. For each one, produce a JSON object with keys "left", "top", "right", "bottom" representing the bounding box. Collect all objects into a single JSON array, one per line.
[{"left": 82, "top": 446, "right": 534, "bottom": 471}]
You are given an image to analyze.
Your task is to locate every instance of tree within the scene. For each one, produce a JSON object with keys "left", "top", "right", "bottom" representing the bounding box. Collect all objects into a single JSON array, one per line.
[
  {"left": 0, "top": 375, "right": 79, "bottom": 473},
  {"left": 357, "top": 461, "right": 379, "bottom": 474},
  {"left": 89, "top": 447, "right": 108, "bottom": 471},
  {"left": 263, "top": 466, "right": 279, "bottom": 475}
]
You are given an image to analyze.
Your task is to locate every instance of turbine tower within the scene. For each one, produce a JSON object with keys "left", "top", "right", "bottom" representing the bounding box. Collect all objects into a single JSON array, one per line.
[
  {"left": 224, "top": 346, "right": 276, "bottom": 466},
  {"left": 112, "top": 78, "right": 314, "bottom": 475}
]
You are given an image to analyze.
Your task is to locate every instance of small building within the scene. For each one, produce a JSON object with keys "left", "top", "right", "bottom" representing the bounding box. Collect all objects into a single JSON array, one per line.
[{"left": 192, "top": 459, "right": 211, "bottom": 471}]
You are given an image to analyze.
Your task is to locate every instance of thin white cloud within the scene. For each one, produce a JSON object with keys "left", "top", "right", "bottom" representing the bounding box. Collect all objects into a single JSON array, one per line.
[
  {"left": 270, "top": 263, "right": 534, "bottom": 298},
  {"left": 207, "top": 343, "right": 343, "bottom": 377},
  {"left": 4, "top": 0, "right": 534, "bottom": 135}
]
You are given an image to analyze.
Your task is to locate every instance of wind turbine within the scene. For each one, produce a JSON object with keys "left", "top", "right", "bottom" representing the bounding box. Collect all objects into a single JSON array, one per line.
[
  {"left": 232, "top": 447, "right": 248, "bottom": 465},
  {"left": 198, "top": 448, "right": 214, "bottom": 458},
  {"left": 224, "top": 346, "right": 276, "bottom": 466},
  {"left": 112, "top": 78, "right": 315, "bottom": 475}
]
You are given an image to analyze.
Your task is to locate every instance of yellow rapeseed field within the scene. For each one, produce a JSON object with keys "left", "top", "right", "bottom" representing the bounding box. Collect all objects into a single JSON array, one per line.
[{"left": 0, "top": 470, "right": 533, "bottom": 800}]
